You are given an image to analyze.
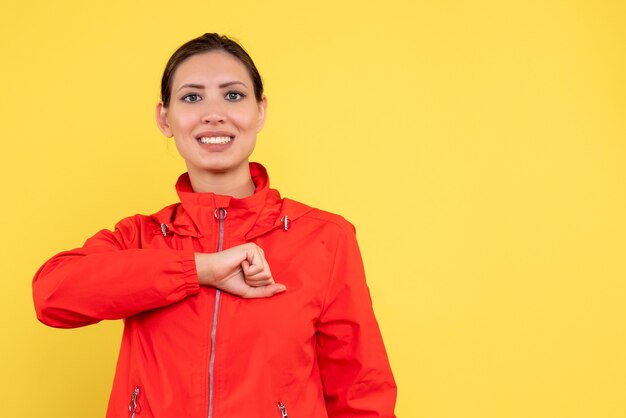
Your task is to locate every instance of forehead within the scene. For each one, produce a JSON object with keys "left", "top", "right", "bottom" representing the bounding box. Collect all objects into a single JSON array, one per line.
[{"left": 172, "top": 51, "right": 252, "bottom": 87}]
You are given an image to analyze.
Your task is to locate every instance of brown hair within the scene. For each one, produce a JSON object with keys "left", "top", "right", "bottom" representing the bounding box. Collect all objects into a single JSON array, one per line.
[{"left": 160, "top": 33, "right": 264, "bottom": 107}]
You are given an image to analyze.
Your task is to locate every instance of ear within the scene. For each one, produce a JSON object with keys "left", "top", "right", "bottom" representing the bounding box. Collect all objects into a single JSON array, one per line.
[
  {"left": 256, "top": 96, "right": 268, "bottom": 133},
  {"left": 155, "top": 101, "right": 173, "bottom": 137}
]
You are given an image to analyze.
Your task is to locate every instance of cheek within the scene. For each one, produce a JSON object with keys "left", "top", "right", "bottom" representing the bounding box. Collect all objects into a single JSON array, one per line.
[
  {"left": 233, "top": 109, "right": 261, "bottom": 132},
  {"left": 169, "top": 110, "right": 199, "bottom": 135}
]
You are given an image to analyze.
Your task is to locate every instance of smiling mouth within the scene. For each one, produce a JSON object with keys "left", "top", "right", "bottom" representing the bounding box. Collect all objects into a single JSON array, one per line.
[{"left": 198, "top": 136, "right": 233, "bottom": 144}]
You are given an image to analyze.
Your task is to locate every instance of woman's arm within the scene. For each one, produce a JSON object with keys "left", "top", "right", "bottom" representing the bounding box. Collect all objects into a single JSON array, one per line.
[
  {"left": 316, "top": 224, "right": 397, "bottom": 418},
  {"left": 33, "top": 216, "right": 284, "bottom": 328},
  {"left": 32, "top": 216, "right": 199, "bottom": 328}
]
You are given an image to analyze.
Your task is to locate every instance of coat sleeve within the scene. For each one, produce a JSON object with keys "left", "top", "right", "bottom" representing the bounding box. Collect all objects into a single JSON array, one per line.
[
  {"left": 316, "top": 223, "right": 397, "bottom": 418},
  {"left": 32, "top": 216, "right": 200, "bottom": 328}
]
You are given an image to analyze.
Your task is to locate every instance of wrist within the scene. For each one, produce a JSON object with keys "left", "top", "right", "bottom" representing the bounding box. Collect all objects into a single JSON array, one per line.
[{"left": 194, "top": 253, "right": 213, "bottom": 286}]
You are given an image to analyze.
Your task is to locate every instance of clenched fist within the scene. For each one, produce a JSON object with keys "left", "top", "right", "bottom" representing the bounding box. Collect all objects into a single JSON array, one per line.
[{"left": 194, "top": 243, "right": 286, "bottom": 298}]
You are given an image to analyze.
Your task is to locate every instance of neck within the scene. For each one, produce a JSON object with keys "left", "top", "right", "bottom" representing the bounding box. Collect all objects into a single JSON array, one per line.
[{"left": 187, "top": 163, "right": 255, "bottom": 198}]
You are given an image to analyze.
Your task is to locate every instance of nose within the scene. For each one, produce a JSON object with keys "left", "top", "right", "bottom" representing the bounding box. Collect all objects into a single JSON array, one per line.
[{"left": 201, "top": 100, "right": 226, "bottom": 124}]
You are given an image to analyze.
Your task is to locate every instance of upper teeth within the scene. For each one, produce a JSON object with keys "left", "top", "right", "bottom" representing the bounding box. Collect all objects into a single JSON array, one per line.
[{"left": 199, "top": 136, "right": 232, "bottom": 144}]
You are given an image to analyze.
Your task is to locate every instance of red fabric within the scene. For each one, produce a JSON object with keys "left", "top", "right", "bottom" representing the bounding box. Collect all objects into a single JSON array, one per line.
[{"left": 33, "top": 163, "right": 397, "bottom": 418}]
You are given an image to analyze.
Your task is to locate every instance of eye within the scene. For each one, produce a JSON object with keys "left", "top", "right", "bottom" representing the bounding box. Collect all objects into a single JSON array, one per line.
[
  {"left": 225, "top": 91, "right": 245, "bottom": 101},
  {"left": 182, "top": 94, "right": 202, "bottom": 103}
]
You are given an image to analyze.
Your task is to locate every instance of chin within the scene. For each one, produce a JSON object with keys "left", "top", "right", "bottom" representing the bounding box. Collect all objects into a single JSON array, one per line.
[{"left": 193, "top": 159, "right": 250, "bottom": 175}]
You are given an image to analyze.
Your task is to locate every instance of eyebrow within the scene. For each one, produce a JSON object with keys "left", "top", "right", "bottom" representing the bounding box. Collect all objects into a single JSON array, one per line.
[{"left": 177, "top": 81, "right": 248, "bottom": 92}]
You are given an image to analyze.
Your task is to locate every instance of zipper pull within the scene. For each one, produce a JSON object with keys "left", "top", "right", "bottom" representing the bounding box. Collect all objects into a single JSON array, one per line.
[
  {"left": 128, "top": 385, "right": 140, "bottom": 418},
  {"left": 160, "top": 223, "right": 169, "bottom": 237},
  {"left": 281, "top": 215, "right": 289, "bottom": 231},
  {"left": 277, "top": 401, "right": 289, "bottom": 418},
  {"left": 214, "top": 207, "right": 228, "bottom": 221}
]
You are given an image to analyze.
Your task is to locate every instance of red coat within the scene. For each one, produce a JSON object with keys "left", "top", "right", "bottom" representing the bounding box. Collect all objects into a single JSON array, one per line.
[{"left": 33, "top": 163, "right": 397, "bottom": 418}]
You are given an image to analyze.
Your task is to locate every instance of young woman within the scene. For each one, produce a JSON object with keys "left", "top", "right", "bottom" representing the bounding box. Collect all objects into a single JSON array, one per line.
[{"left": 33, "top": 33, "right": 396, "bottom": 418}]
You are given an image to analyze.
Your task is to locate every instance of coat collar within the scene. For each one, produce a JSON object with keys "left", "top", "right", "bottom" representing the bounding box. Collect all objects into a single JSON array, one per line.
[{"left": 151, "top": 163, "right": 314, "bottom": 240}]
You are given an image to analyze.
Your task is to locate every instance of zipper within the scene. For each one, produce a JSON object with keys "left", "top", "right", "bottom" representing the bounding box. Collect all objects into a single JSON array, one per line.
[
  {"left": 128, "top": 385, "right": 140, "bottom": 418},
  {"left": 208, "top": 207, "right": 227, "bottom": 418},
  {"left": 278, "top": 401, "right": 289, "bottom": 418}
]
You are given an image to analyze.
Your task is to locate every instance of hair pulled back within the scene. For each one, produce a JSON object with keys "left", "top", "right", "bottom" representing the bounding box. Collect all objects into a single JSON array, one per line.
[{"left": 160, "top": 33, "right": 264, "bottom": 107}]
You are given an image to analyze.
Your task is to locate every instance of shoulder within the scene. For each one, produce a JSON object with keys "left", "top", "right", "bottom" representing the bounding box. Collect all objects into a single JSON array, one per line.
[
  {"left": 283, "top": 197, "right": 356, "bottom": 236},
  {"left": 148, "top": 202, "right": 180, "bottom": 226},
  {"left": 304, "top": 209, "right": 356, "bottom": 235},
  {"left": 103, "top": 204, "right": 178, "bottom": 244},
  {"left": 114, "top": 212, "right": 163, "bottom": 231}
]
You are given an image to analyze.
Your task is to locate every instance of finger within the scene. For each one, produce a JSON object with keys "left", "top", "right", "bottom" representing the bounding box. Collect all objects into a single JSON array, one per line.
[
  {"left": 244, "top": 246, "right": 269, "bottom": 275},
  {"left": 243, "top": 260, "right": 263, "bottom": 276},
  {"left": 245, "top": 278, "right": 274, "bottom": 288},
  {"left": 243, "top": 265, "right": 273, "bottom": 283},
  {"left": 259, "top": 250, "right": 272, "bottom": 278},
  {"left": 244, "top": 246, "right": 264, "bottom": 270},
  {"left": 242, "top": 283, "right": 287, "bottom": 299},
  {"left": 244, "top": 270, "right": 274, "bottom": 287}
]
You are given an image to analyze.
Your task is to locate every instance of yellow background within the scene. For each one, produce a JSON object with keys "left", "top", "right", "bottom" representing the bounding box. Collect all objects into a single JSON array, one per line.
[{"left": 1, "top": 0, "right": 625, "bottom": 417}]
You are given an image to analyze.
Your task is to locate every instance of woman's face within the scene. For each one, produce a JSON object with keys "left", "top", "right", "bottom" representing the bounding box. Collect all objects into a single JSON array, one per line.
[{"left": 156, "top": 51, "right": 266, "bottom": 179}]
